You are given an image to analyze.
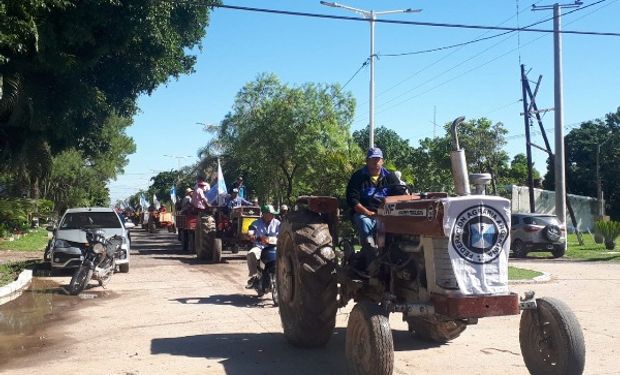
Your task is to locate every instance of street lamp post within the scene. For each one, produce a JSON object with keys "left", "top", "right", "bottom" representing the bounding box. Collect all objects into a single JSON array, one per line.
[
  {"left": 320, "top": 1, "right": 421, "bottom": 148},
  {"left": 163, "top": 155, "right": 193, "bottom": 170}
]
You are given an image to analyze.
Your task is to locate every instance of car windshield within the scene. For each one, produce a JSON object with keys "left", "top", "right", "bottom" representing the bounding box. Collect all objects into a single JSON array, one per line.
[
  {"left": 60, "top": 212, "right": 121, "bottom": 230},
  {"left": 522, "top": 216, "right": 559, "bottom": 226}
]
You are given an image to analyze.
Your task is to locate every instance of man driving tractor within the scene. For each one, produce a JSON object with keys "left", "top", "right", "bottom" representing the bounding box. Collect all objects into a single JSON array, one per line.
[{"left": 346, "top": 147, "right": 403, "bottom": 268}]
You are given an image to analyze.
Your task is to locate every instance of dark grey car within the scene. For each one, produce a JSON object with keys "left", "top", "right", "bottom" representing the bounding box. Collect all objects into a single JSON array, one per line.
[{"left": 510, "top": 213, "right": 566, "bottom": 258}]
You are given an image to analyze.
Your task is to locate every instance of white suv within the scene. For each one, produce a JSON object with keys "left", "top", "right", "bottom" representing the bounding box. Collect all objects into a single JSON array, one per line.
[{"left": 47, "top": 207, "right": 132, "bottom": 272}]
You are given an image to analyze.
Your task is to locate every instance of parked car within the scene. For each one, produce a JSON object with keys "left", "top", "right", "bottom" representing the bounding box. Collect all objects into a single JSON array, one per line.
[
  {"left": 46, "top": 207, "right": 133, "bottom": 273},
  {"left": 510, "top": 213, "right": 566, "bottom": 258}
]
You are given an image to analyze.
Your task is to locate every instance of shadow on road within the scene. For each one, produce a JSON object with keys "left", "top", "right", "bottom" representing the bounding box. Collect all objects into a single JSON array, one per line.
[
  {"left": 150, "top": 328, "right": 441, "bottom": 374},
  {"left": 171, "top": 294, "right": 274, "bottom": 309},
  {"left": 151, "top": 330, "right": 347, "bottom": 374}
]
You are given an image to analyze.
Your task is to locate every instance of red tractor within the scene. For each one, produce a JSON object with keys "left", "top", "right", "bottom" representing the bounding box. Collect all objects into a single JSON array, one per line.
[
  {"left": 276, "top": 117, "right": 585, "bottom": 375},
  {"left": 176, "top": 205, "right": 261, "bottom": 262}
]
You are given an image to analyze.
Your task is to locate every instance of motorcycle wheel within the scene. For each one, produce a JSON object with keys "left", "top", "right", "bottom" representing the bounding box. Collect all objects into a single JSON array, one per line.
[
  {"left": 345, "top": 301, "right": 394, "bottom": 375},
  {"left": 98, "top": 261, "right": 115, "bottom": 287},
  {"left": 69, "top": 266, "right": 93, "bottom": 295},
  {"left": 270, "top": 272, "right": 278, "bottom": 307},
  {"left": 520, "top": 297, "right": 585, "bottom": 375}
]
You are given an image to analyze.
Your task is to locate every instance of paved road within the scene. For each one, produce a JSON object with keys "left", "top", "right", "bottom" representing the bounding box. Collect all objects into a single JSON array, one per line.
[{"left": 0, "top": 229, "right": 619, "bottom": 374}]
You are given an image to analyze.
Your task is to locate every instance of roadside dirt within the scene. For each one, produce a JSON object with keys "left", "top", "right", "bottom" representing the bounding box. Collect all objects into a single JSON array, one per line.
[
  {"left": 0, "top": 250, "right": 44, "bottom": 264},
  {"left": 0, "top": 229, "right": 618, "bottom": 375}
]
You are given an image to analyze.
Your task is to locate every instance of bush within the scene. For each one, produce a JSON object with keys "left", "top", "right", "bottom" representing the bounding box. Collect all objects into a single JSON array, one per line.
[
  {"left": 595, "top": 220, "right": 620, "bottom": 250},
  {"left": 0, "top": 198, "right": 54, "bottom": 237}
]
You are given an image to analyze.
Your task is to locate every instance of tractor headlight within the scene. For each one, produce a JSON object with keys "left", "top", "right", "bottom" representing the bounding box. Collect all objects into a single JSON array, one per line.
[{"left": 93, "top": 243, "right": 105, "bottom": 254}]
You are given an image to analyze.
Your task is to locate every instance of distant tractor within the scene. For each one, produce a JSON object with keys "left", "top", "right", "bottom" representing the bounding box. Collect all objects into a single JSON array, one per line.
[{"left": 176, "top": 205, "right": 261, "bottom": 262}]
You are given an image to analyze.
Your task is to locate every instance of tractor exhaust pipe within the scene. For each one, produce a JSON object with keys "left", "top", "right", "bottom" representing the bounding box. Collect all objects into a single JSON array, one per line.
[{"left": 450, "top": 116, "right": 470, "bottom": 196}]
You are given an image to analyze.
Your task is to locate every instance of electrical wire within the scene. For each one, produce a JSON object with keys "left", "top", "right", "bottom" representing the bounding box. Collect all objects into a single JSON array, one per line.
[
  {"left": 169, "top": 1, "right": 620, "bottom": 37},
  {"left": 354, "top": 0, "right": 617, "bottom": 123},
  {"left": 342, "top": 58, "right": 369, "bottom": 89}
]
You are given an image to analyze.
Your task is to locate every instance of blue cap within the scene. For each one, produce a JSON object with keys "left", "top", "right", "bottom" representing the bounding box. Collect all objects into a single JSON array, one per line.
[{"left": 366, "top": 147, "right": 383, "bottom": 159}]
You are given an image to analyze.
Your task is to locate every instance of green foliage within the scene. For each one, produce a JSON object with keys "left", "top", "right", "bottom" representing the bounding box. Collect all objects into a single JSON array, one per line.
[
  {"left": 0, "top": 198, "right": 52, "bottom": 235},
  {"left": 203, "top": 73, "right": 358, "bottom": 204},
  {"left": 544, "top": 107, "right": 620, "bottom": 220},
  {"left": 148, "top": 170, "right": 183, "bottom": 204},
  {"left": 410, "top": 136, "right": 453, "bottom": 192},
  {"left": 1, "top": 0, "right": 215, "bottom": 200},
  {"left": 508, "top": 153, "right": 541, "bottom": 186},
  {"left": 353, "top": 125, "right": 412, "bottom": 176},
  {"left": 595, "top": 220, "right": 620, "bottom": 248}
]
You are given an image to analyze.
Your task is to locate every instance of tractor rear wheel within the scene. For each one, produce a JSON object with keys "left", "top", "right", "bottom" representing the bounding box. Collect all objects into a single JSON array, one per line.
[
  {"left": 407, "top": 317, "right": 467, "bottom": 343},
  {"left": 197, "top": 216, "right": 216, "bottom": 261},
  {"left": 277, "top": 210, "right": 337, "bottom": 348}
]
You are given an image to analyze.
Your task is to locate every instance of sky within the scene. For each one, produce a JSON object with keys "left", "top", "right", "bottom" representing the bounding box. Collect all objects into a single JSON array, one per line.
[{"left": 108, "top": 0, "right": 620, "bottom": 204}]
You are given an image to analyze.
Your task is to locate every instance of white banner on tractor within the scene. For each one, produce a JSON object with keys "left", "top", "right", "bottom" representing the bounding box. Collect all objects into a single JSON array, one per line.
[{"left": 442, "top": 196, "right": 511, "bottom": 295}]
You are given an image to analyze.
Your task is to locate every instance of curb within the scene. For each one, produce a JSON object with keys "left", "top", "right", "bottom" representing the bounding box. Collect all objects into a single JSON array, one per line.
[
  {"left": 0, "top": 267, "right": 33, "bottom": 306},
  {"left": 509, "top": 272, "right": 552, "bottom": 285}
]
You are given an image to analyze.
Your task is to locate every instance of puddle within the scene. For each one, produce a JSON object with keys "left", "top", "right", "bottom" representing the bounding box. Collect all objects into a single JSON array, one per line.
[{"left": 0, "top": 278, "right": 119, "bottom": 365}]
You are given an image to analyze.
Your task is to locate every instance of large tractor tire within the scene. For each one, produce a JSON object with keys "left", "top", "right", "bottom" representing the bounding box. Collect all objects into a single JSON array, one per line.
[
  {"left": 345, "top": 302, "right": 394, "bottom": 375},
  {"left": 519, "top": 297, "right": 585, "bottom": 375},
  {"left": 407, "top": 316, "right": 467, "bottom": 343},
  {"left": 277, "top": 210, "right": 337, "bottom": 348},
  {"left": 147, "top": 219, "right": 157, "bottom": 234},
  {"left": 196, "top": 216, "right": 216, "bottom": 261},
  {"left": 212, "top": 237, "right": 222, "bottom": 263},
  {"left": 187, "top": 230, "right": 195, "bottom": 254}
]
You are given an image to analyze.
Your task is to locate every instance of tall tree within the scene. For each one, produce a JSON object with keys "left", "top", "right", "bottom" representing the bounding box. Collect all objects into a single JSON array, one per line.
[
  {"left": 508, "top": 153, "right": 541, "bottom": 186},
  {"left": 352, "top": 125, "right": 412, "bottom": 171},
  {"left": 544, "top": 107, "right": 620, "bottom": 219},
  {"left": 203, "top": 73, "right": 358, "bottom": 203},
  {"left": 1, "top": 0, "right": 216, "bottom": 197}
]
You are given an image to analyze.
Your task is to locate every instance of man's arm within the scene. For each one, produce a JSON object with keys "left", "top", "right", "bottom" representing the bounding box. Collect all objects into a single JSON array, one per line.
[{"left": 347, "top": 171, "right": 375, "bottom": 216}]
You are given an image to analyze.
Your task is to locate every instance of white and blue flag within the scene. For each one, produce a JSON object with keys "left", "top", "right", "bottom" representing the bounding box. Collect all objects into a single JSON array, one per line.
[
  {"left": 206, "top": 159, "right": 228, "bottom": 207},
  {"left": 140, "top": 193, "right": 148, "bottom": 209},
  {"left": 170, "top": 185, "right": 177, "bottom": 204}
]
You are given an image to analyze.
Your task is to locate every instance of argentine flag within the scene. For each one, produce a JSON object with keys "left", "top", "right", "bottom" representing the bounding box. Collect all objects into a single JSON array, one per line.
[
  {"left": 153, "top": 194, "right": 161, "bottom": 209},
  {"left": 206, "top": 159, "right": 228, "bottom": 207},
  {"left": 170, "top": 185, "right": 177, "bottom": 204},
  {"left": 140, "top": 193, "right": 148, "bottom": 209}
]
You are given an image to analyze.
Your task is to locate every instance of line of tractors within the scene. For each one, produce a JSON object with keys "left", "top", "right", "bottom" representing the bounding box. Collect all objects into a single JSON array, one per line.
[{"left": 137, "top": 117, "right": 585, "bottom": 375}]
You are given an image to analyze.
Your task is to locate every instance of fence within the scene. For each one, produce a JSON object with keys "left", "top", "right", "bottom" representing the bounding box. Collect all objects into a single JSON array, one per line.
[{"left": 509, "top": 185, "right": 599, "bottom": 232}]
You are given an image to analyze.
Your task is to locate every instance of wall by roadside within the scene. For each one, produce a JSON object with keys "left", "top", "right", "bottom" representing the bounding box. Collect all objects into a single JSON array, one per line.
[
  {"left": 509, "top": 185, "right": 598, "bottom": 232},
  {"left": 0, "top": 268, "right": 33, "bottom": 306}
]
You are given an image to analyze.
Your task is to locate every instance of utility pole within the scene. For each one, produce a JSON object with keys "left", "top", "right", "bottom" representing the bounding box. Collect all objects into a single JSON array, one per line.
[
  {"left": 320, "top": 1, "right": 421, "bottom": 148},
  {"left": 520, "top": 64, "right": 535, "bottom": 212},
  {"left": 532, "top": 1, "right": 581, "bottom": 225}
]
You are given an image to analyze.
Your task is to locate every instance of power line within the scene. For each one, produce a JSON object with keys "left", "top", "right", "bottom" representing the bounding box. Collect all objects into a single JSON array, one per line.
[
  {"left": 342, "top": 58, "right": 369, "bottom": 89},
  {"left": 171, "top": 1, "right": 620, "bottom": 37},
  {"left": 353, "top": 0, "right": 616, "bottom": 123}
]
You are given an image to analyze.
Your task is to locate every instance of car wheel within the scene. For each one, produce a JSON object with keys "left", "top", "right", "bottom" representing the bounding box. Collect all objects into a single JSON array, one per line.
[
  {"left": 512, "top": 239, "right": 528, "bottom": 258},
  {"left": 551, "top": 245, "right": 565, "bottom": 258}
]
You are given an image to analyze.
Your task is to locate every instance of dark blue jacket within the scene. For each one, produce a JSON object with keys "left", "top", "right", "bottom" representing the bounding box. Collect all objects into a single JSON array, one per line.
[{"left": 346, "top": 166, "right": 400, "bottom": 212}]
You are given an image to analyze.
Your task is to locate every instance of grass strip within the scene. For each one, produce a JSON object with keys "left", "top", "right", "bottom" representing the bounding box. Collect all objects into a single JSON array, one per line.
[{"left": 0, "top": 228, "right": 49, "bottom": 252}]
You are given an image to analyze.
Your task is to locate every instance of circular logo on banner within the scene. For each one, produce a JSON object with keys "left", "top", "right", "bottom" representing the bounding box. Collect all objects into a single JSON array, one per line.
[{"left": 451, "top": 205, "right": 508, "bottom": 264}]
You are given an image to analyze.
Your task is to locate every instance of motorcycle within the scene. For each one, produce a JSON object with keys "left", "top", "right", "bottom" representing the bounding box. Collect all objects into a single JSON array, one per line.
[
  {"left": 249, "top": 232, "right": 278, "bottom": 306},
  {"left": 68, "top": 229, "right": 122, "bottom": 295}
]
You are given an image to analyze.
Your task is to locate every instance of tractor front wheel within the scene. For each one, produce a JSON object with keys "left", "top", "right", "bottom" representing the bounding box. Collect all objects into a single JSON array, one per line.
[
  {"left": 345, "top": 302, "right": 394, "bottom": 375},
  {"left": 519, "top": 297, "right": 585, "bottom": 375}
]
